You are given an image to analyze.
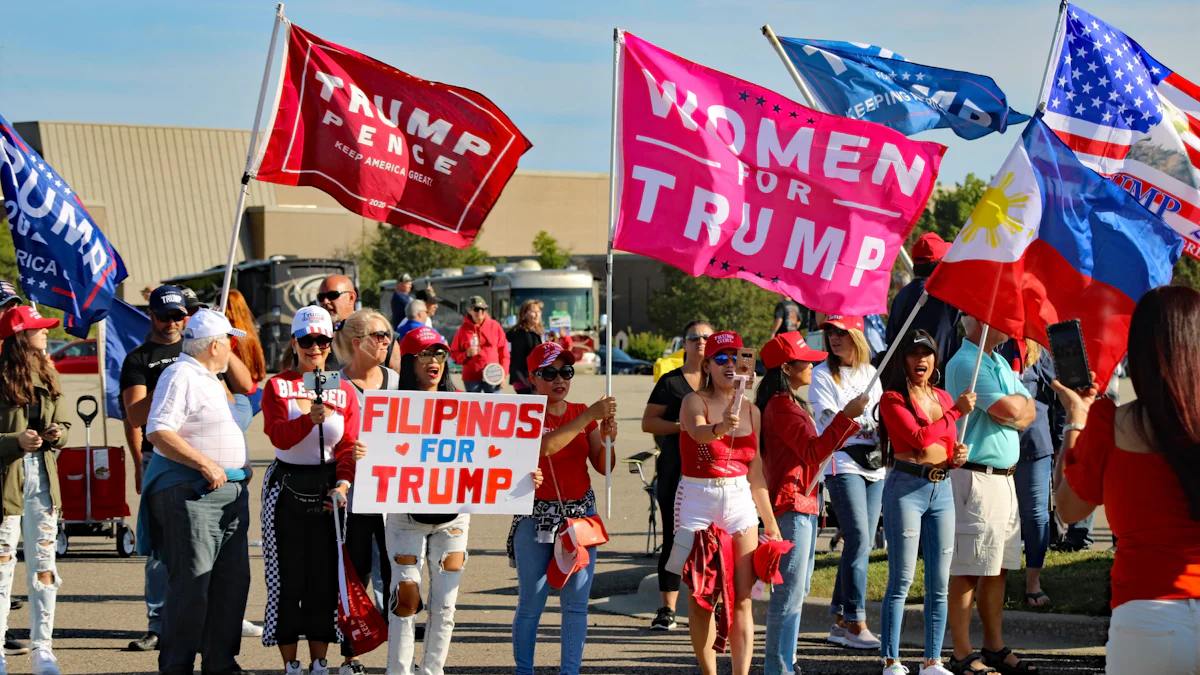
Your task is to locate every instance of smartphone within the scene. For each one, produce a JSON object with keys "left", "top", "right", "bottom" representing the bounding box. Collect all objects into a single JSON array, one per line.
[
  {"left": 735, "top": 348, "right": 757, "bottom": 379},
  {"left": 302, "top": 369, "right": 342, "bottom": 394},
  {"left": 1047, "top": 319, "right": 1092, "bottom": 390},
  {"left": 42, "top": 424, "right": 64, "bottom": 436}
]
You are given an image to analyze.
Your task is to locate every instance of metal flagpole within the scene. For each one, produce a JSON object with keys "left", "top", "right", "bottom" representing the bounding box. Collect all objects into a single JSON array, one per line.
[
  {"left": 956, "top": 324, "right": 991, "bottom": 443},
  {"left": 603, "top": 28, "right": 624, "bottom": 519},
  {"left": 96, "top": 319, "right": 110, "bottom": 446},
  {"left": 218, "top": 2, "right": 286, "bottom": 314},
  {"left": 1033, "top": 1, "right": 1069, "bottom": 114},
  {"left": 862, "top": 291, "right": 929, "bottom": 393},
  {"left": 761, "top": 24, "right": 913, "bottom": 275}
]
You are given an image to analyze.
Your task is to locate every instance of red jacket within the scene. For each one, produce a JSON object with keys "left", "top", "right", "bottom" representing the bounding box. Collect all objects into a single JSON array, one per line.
[
  {"left": 682, "top": 524, "right": 734, "bottom": 653},
  {"left": 878, "top": 389, "right": 961, "bottom": 460},
  {"left": 761, "top": 393, "right": 860, "bottom": 516},
  {"left": 449, "top": 316, "right": 510, "bottom": 383}
]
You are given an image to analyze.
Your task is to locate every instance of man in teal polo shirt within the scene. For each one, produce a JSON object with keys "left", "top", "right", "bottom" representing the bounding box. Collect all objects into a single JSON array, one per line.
[{"left": 943, "top": 315, "right": 1037, "bottom": 675}]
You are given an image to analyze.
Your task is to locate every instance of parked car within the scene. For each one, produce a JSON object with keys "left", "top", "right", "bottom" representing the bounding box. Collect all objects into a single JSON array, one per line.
[
  {"left": 595, "top": 346, "right": 653, "bottom": 375},
  {"left": 50, "top": 339, "right": 98, "bottom": 374},
  {"left": 46, "top": 339, "right": 70, "bottom": 354}
]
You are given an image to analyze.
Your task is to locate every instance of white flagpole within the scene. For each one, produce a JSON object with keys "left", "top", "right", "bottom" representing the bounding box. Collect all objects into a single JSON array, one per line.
[
  {"left": 218, "top": 2, "right": 286, "bottom": 314},
  {"left": 956, "top": 324, "right": 991, "bottom": 444},
  {"left": 761, "top": 24, "right": 913, "bottom": 275},
  {"left": 603, "top": 28, "right": 623, "bottom": 520},
  {"left": 862, "top": 291, "right": 929, "bottom": 393},
  {"left": 96, "top": 319, "right": 110, "bottom": 447},
  {"left": 1034, "top": 1, "right": 1069, "bottom": 114}
]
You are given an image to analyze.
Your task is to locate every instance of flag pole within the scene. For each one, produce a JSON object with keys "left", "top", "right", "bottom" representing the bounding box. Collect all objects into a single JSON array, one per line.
[
  {"left": 96, "top": 319, "right": 110, "bottom": 447},
  {"left": 603, "top": 28, "right": 623, "bottom": 519},
  {"left": 218, "top": 2, "right": 286, "bottom": 314},
  {"left": 956, "top": 324, "right": 991, "bottom": 443},
  {"left": 862, "top": 291, "right": 929, "bottom": 393},
  {"left": 1033, "top": 1, "right": 1069, "bottom": 114},
  {"left": 761, "top": 23, "right": 913, "bottom": 276}
]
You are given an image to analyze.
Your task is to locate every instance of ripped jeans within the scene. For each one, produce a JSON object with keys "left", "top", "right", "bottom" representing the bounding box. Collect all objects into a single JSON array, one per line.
[
  {"left": 0, "top": 452, "right": 61, "bottom": 649},
  {"left": 385, "top": 514, "right": 470, "bottom": 675},
  {"left": 880, "top": 469, "right": 954, "bottom": 661}
]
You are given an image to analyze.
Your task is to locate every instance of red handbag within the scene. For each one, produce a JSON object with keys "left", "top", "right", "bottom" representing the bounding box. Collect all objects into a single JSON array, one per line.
[
  {"left": 549, "top": 459, "right": 609, "bottom": 549},
  {"left": 333, "top": 503, "right": 387, "bottom": 655}
]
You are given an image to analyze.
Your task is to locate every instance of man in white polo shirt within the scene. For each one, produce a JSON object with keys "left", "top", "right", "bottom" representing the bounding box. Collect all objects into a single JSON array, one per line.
[{"left": 144, "top": 309, "right": 252, "bottom": 675}]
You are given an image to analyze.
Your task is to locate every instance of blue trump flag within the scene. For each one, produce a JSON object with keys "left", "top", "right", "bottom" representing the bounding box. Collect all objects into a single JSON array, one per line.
[
  {"left": 0, "top": 114, "right": 127, "bottom": 337},
  {"left": 104, "top": 298, "right": 151, "bottom": 419},
  {"left": 776, "top": 38, "right": 1029, "bottom": 140}
]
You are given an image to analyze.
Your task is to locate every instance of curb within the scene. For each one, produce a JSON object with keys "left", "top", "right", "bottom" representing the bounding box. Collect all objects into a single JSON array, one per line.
[{"left": 592, "top": 574, "right": 1108, "bottom": 649}]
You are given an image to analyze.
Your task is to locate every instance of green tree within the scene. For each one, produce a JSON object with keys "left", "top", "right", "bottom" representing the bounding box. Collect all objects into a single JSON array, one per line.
[
  {"left": 356, "top": 224, "right": 490, "bottom": 307},
  {"left": 648, "top": 265, "right": 778, "bottom": 347},
  {"left": 910, "top": 173, "right": 988, "bottom": 245},
  {"left": 0, "top": 220, "right": 78, "bottom": 340},
  {"left": 532, "top": 231, "right": 571, "bottom": 269},
  {"left": 1173, "top": 255, "right": 1200, "bottom": 290}
]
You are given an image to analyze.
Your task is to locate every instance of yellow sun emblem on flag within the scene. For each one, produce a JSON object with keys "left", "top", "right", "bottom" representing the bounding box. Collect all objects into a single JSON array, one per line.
[{"left": 961, "top": 172, "right": 1029, "bottom": 247}]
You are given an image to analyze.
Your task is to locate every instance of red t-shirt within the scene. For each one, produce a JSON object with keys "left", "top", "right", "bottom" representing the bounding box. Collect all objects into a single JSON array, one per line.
[
  {"left": 1064, "top": 398, "right": 1200, "bottom": 609},
  {"left": 536, "top": 402, "right": 598, "bottom": 501}
]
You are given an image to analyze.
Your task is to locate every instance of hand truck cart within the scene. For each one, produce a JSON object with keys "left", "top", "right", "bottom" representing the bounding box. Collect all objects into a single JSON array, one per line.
[{"left": 55, "top": 396, "right": 134, "bottom": 557}]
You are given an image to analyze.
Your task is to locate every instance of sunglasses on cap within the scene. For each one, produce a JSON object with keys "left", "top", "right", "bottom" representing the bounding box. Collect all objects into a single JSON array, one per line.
[
  {"left": 686, "top": 332, "right": 713, "bottom": 342},
  {"left": 154, "top": 311, "right": 187, "bottom": 323},
  {"left": 316, "top": 290, "right": 351, "bottom": 302},
  {"left": 537, "top": 365, "right": 575, "bottom": 381},
  {"left": 416, "top": 348, "right": 449, "bottom": 364},
  {"left": 711, "top": 352, "right": 737, "bottom": 366},
  {"left": 297, "top": 334, "right": 333, "bottom": 349}
]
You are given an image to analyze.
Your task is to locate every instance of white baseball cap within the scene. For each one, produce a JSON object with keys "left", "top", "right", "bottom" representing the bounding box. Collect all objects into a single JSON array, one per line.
[
  {"left": 182, "top": 309, "right": 246, "bottom": 340},
  {"left": 292, "top": 305, "right": 334, "bottom": 338}
]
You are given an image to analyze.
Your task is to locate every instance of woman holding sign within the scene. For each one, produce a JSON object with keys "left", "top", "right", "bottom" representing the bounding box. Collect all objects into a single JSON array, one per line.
[
  {"left": 675, "top": 330, "right": 780, "bottom": 675},
  {"left": 261, "top": 306, "right": 363, "bottom": 675},
  {"left": 508, "top": 341, "right": 616, "bottom": 675}
]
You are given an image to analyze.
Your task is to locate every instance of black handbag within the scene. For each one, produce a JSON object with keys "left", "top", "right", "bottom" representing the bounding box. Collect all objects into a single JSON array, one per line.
[
  {"left": 843, "top": 444, "right": 884, "bottom": 472},
  {"left": 279, "top": 466, "right": 334, "bottom": 517}
]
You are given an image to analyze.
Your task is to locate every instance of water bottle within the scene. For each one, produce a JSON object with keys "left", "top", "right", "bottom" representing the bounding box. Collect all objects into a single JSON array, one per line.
[{"left": 470, "top": 333, "right": 480, "bottom": 353}]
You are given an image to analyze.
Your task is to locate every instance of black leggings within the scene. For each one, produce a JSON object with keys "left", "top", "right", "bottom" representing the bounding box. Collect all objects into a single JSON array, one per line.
[
  {"left": 655, "top": 460, "right": 682, "bottom": 594},
  {"left": 272, "top": 489, "right": 339, "bottom": 645},
  {"left": 341, "top": 512, "right": 390, "bottom": 657}
]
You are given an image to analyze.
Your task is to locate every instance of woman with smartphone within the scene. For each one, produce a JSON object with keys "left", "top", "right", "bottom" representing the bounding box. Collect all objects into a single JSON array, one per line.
[
  {"left": 641, "top": 319, "right": 712, "bottom": 631},
  {"left": 0, "top": 307, "right": 70, "bottom": 675},
  {"left": 260, "top": 306, "right": 363, "bottom": 675},
  {"left": 675, "top": 330, "right": 781, "bottom": 675}
]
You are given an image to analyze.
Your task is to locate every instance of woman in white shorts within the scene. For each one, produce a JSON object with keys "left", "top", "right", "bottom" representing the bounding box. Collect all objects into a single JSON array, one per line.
[{"left": 676, "top": 330, "right": 781, "bottom": 675}]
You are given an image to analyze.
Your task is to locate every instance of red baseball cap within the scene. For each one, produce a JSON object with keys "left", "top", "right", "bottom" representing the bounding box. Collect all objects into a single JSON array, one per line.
[
  {"left": 0, "top": 306, "right": 60, "bottom": 339},
  {"left": 705, "top": 330, "right": 743, "bottom": 355},
  {"left": 911, "top": 233, "right": 951, "bottom": 264},
  {"left": 820, "top": 315, "right": 865, "bottom": 333},
  {"left": 526, "top": 341, "right": 575, "bottom": 374},
  {"left": 399, "top": 327, "right": 448, "bottom": 356},
  {"left": 761, "top": 332, "right": 827, "bottom": 369},
  {"left": 754, "top": 539, "right": 795, "bottom": 584}
]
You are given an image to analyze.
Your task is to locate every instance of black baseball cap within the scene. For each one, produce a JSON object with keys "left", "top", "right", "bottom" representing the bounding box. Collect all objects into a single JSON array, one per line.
[
  {"left": 0, "top": 280, "right": 22, "bottom": 309},
  {"left": 179, "top": 287, "right": 207, "bottom": 312},
  {"left": 904, "top": 331, "right": 938, "bottom": 354},
  {"left": 415, "top": 288, "right": 438, "bottom": 305},
  {"left": 149, "top": 285, "right": 187, "bottom": 315}
]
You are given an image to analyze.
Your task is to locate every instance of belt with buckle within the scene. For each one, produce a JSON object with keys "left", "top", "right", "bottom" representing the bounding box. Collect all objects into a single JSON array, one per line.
[
  {"left": 893, "top": 460, "right": 947, "bottom": 482},
  {"left": 960, "top": 461, "right": 1016, "bottom": 477},
  {"left": 682, "top": 475, "right": 745, "bottom": 487}
]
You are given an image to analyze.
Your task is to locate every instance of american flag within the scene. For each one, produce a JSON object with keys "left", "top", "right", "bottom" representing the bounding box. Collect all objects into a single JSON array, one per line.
[{"left": 1042, "top": 3, "right": 1200, "bottom": 259}]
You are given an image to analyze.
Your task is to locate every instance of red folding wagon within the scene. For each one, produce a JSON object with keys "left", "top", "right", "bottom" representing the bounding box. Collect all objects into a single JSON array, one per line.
[{"left": 55, "top": 396, "right": 134, "bottom": 557}]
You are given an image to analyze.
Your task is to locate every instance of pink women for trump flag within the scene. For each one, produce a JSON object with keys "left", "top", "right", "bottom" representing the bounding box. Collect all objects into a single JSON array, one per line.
[{"left": 612, "top": 32, "right": 946, "bottom": 315}]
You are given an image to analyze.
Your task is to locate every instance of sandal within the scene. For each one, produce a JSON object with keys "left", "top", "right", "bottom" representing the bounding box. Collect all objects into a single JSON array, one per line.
[
  {"left": 1025, "top": 591, "right": 1050, "bottom": 608},
  {"left": 981, "top": 646, "right": 1040, "bottom": 675},
  {"left": 949, "top": 652, "right": 997, "bottom": 675}
]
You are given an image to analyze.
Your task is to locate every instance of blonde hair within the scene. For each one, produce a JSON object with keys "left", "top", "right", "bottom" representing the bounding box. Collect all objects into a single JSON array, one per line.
[
  {"left": 824, "top": 327, "right": 871, "bottom": 385},
  {"left": 1024, "top": 338, "right": 1042, "bottom": 369},
  {"left": 517, "top": 299, "right": 544, "bottom": 334},
  {"left": 333, "top": 308, "right": 392, "bottom": 365}
]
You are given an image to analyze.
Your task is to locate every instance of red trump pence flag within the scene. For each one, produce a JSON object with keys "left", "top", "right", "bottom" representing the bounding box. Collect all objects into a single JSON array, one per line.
[
  {"left": 612, "top": 32, "right": 945, "bottom": 316},
  {"left": 255, "top": 24, "right": 532, "bottom": 248}
]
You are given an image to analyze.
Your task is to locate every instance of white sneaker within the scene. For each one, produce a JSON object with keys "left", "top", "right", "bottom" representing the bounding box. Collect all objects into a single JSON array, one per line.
[
  {"left": 241, "top": 619, "right": 264, "bottom": 637},
  {"left": 842, "top": 627, "right": 882, "bottom": 649},
  {"left": 827, "top": 623, "right": 850, "bottom": 646},
  {"left": 309, "top": 659, "right": 330, "bottom": 675},
  {"left": 338, "top": 662, "right": 368, "bottom": 675},
  {"left": 919, "top": 663, "right": 954, "bottom": 675},
  {"left": 285, "top": 661, "right": 304, "bottom": 675},
  {"left": 31, "top": 648, "right": 60, "bottom": 675},
  {"left": 882, "top": 664, "right": 909, "bottom": 675}
]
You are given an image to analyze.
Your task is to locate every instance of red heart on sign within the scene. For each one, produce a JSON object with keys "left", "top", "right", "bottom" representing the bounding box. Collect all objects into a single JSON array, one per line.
[
  {"left": 395, "top": 443, "right": 409, "bottom": 456},
  {"left": 488, "top": 445, "right": 501, "bottom": 458}
]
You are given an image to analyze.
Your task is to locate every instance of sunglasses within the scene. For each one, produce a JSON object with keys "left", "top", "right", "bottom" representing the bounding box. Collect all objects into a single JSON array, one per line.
[
  {"left": 316, "top": 290, "right": 351, "bottom": 302},
  {"left": 537, "top": 365, "right": 575, "bottom": 381},
  {"left": 416, "top": 348, "right": 449, "bottom": 364},
  {"left": 711, "top": 352, "right": 737, "bottom": 366},
  {"left": 154, "top": 311, "right": 187, "bottom": 323},
  {"left": 297, "top": 334, "right": 333, "bottom": 350},
  {"left": 686, "top": 333, "right": 713, "bottom": 342},
  {"left": 366, "top": 330, "right": 392, "bottom": 343},
  {"left": 470, "top": 307, "right": 488, "bottom": 313},
  {"left": 825, "top": 326, "right": 850, "bottom": 337}
]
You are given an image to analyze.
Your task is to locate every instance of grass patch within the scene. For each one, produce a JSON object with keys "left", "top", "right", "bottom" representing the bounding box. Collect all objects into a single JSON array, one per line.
[{"left": 807, "top": 549, "right": 1113, "bottom": 617}]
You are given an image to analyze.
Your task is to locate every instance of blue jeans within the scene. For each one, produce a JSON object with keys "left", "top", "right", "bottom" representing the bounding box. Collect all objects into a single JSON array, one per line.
[
  {"left": 464, "top": 381, "right": 500, "bottom": 393},
  {"left": 512, "top": 515, "right": 596, "bottom": 675},
  {"left": 1065, "top": 513, "right": 1095, "bottom": 548},
  {"left": 1014, "top": 454, "right": 1051, "bottom": 569},
  {"left": 142, "top": 452, "right": 167, "bottom": 634},
  {"left": 880, "top": 471, "right": 954, "bottom": 660},
  {"left": 826, "top": 473, "right": 883, "bottom": 622},
  {"left": 765, "top": 512, "right": 818, "bottom": 675}
]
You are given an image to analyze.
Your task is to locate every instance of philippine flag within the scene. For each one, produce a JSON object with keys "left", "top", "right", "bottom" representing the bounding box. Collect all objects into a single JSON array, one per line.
[{"left": 924, "top": 116, "right": 1181, "bottom": 388}]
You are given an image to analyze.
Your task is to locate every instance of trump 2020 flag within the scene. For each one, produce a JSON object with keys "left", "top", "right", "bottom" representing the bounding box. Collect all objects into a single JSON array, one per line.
[
  {"left": 0, "top": 115, "right": 127, "bottom": 337},
  {"left": 776, "top": 38, "right": 1029, "bottom": 140},
  {"left": 924, "top": 117, "right": 1181, "bottom": 388},
  {"left": 612, "top": 32, "right": 945, "bottom": 316},
  {"left": 1042, "top": 4, "right": 1200, "bottom": 259},
  {"left": 255, "top": 24, "right": 532, "bottom": 248}
]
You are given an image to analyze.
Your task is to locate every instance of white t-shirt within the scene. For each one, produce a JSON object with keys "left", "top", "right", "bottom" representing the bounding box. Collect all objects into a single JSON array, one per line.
[
  {"left": 809, "top": 362, "right": 885, "bottom": 481},
  {"left": 146, "top": 354, "right": 249, "bottom": 470}
]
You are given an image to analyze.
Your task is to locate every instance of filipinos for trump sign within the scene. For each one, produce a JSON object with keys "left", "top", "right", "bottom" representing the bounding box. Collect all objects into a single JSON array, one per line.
[
  {"left": 353, "top": 391, "right": 545, "bottom": 515},
  {"left": 612, "top": 32, "right": 946, "bottom": 315},
  {"left": 255, "top": 24, "right": 532, "bottom": 248}
]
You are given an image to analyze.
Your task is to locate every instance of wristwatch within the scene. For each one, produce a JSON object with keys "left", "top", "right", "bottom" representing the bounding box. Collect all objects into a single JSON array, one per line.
[{"left": 1063, "top": 423, "right": 1085, "bottom": 433}]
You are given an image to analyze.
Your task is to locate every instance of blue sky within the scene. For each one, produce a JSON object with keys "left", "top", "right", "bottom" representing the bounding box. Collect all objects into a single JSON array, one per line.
[{"left": 3, "top": 0, "right": 1197, "bottom": 187}]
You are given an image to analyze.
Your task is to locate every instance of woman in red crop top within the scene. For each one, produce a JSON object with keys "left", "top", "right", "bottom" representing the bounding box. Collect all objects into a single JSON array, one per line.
[
  {"left": 756, "top": 331, "right": 866, "bottom": 675},
  {"left": 675, "top": 331, "right": 781, "bottom": 675},
  {"left": 259, "top": 306, "right": 363, "bottom": 673},
  {"left": 1053, "top": 287, "right": 1200, "bottom": 675}
]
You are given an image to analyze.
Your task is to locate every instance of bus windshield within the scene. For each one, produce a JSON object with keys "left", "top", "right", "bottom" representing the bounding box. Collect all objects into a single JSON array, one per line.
[{"left": 513, "top": 288, "right": 592, "bottom": 331}]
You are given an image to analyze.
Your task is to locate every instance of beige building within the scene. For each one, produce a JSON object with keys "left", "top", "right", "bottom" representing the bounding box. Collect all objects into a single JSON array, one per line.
[{"left": 14, "top": 121, "right": 614, "bottom": 301}]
